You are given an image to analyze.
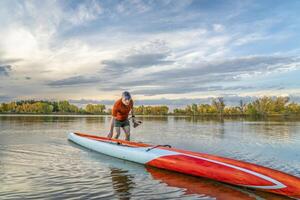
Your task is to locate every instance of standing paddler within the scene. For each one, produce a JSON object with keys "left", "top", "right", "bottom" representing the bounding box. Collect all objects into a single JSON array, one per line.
[{"left": 107, "top": 91, "right": 141, "bottom": 141}]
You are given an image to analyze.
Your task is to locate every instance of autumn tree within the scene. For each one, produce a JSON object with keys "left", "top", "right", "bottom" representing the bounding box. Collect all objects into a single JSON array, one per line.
[
  {"left": 85, "top": 104, "right": 106, "bottom": 114},
  {"left": 211, "top": 97, "right": 225, "bottom": 115}
]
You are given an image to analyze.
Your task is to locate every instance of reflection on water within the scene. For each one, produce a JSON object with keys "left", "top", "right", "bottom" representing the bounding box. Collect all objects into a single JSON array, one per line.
[
  {"left": 1, "top": 115, "right": 300, "bottom": 199},
  {"left": 147, "top": 166, "right": 256, "bottom": 200},
  {"left": 110, "top": 168, "right": 134, "bottom": 200},
  {"left": 146, "top": 167, "right": 293, "bottom": 200}
]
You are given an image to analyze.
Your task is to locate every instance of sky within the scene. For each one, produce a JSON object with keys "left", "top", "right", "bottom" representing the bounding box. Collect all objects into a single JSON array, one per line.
[{"left": 1, "top": 0, "right": 300, "bottom": 106}]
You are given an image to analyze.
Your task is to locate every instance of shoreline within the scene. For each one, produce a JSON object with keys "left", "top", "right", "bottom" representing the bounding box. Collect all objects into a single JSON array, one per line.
[{"left": 1, "top": 113, "right": 300, "bottom": 118}]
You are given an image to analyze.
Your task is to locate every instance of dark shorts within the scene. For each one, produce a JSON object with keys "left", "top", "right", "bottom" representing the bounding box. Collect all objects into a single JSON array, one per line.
[{"left": 114, "top": 119, "right": 130, "bottom": 127}]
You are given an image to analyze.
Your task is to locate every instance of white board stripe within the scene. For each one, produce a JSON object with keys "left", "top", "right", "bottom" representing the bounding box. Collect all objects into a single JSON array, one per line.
[{"left": 177, "top": 152, "right": 286, "bottom": 189}]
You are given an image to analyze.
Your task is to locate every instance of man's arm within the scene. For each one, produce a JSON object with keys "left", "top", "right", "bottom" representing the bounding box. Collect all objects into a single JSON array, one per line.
[
  {"left": 112, "top": 104, "right": 118, "bottom": 118},
  {"left": 107, "top": 117, "right": 114, "bottom": 138},
  {"left": 107, "top": 102, "right": 118, "bottom": 138}
]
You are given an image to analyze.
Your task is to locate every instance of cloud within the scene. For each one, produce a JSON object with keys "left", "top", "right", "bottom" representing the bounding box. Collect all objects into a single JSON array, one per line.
[
  {"left": 234, "top": 33, "right": 270, "bottom": 46},
  {"left": 151, "top": 55, "right": 300, "bottom": 80},
  {"left": 0, "top": 1, "right": 300, "bottom": 101},
  {"left": 150, "top": 55, "right": 299, "bottom": 81},
  {"left": 0, "top": 65, "right": 12, "bottom": 76},
  {"left": 0, "top": 95, "right": 14, "bottom": 103},
  {"left": 213, "top": 24, "right": 225, "bottom": 32},
  {"left": 47, "top": 75, "right": 100, "bottom": 87},
  {"left": 0, "top": 58, "right": 22, "bottom": 65},
  {"left": 101, "top": 40, "right": 174, "bottom": 75},
  {"left": 69, "top": 98, "right": 114, "bottom": 105},
  {"left": 115, "top": 0, "right": 152, "bottom": 15},
  {"left": 91, "top": 54, "right": 300, "bottom": 97},
  {"left": 103, "top": 53, "right": 173, "bottom": 69},
  {"left": 67, "top": 0, "right": 103, "bottom": 26},
  {"left": 0, "top": 56, "right": 20, "bottom": 77},
  {"left": 133, "top": 85, "right": 254, "bottom": 96}
]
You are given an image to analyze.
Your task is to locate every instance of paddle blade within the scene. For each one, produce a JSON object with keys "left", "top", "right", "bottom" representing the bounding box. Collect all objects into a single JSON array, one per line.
[{"left": 133, "top": 120, "right": 142, "bottom": 128}]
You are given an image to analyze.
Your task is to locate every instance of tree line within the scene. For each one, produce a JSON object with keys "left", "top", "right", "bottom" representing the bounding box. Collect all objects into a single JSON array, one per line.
[
  {"left": 173, "top": 97, "right": 300, "bottom": 116},
  {"left": 0, "top": 100, "right": 106, "bottom": 114},
  {"left": 1, "top": 97, "right": 300, "bottom": 116}
]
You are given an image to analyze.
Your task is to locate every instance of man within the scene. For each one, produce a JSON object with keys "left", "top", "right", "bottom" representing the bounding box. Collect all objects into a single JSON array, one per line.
[{"left": 107, "top": 91, "right": 135, "bottom": 141}]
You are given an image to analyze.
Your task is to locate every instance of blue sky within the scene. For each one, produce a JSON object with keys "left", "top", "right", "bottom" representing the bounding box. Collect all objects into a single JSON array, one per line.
[{"left": 1, "top": 0, "right": 300, "bottom": 106}]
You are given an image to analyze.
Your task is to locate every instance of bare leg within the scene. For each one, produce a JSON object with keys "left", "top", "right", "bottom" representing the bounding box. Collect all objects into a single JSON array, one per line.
[
  {"left": 115, "top": 127, "right": 121, "bottom": 139},
  {"left": 107, "top": 117, "right": 115, "bottom": 138},
  {"left": 122, "top": 126, "right": 130, "bottom": 141}
]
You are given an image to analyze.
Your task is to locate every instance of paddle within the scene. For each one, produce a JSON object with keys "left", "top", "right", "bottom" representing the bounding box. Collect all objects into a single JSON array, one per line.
[
  {"left": 133, "top": 120, "right": 142, "bottom": 128},
  {"left": 128, "top": 116, "right": 143, "bottom": 128}
]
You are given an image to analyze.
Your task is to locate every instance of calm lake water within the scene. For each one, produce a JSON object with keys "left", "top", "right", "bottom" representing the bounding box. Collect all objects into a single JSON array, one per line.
[{"left": 1, "top": 115, "right": 300, "bottom": 200}]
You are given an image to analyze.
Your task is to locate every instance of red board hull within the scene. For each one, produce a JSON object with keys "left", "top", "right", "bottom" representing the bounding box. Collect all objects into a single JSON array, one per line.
[
  {"left": 147, "top": 151, "right": 300, "bottom": 198},
  {"left": 70, "top": 132, "right": 300, "bottom": 198}
]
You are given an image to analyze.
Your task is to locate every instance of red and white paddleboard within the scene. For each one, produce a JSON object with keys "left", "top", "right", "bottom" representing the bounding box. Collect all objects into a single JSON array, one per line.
[{"left": 68, "top": 132, "right": 300, "bottom": 198}]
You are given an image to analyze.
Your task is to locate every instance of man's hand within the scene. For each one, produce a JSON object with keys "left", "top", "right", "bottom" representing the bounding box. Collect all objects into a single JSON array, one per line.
[{"left": 132, "top": 116, "right": 136, "bottom": 123}]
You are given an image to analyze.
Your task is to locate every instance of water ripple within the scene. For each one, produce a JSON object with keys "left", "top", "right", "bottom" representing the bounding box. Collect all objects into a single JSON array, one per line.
[{"left": 1, "top": 115, "right": 299, "bottom": 200}]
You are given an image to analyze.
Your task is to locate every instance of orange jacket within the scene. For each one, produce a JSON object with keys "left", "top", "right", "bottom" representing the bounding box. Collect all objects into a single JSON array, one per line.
[{"left": 112, "top": 98, "right": 133, "bottom": 121}]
